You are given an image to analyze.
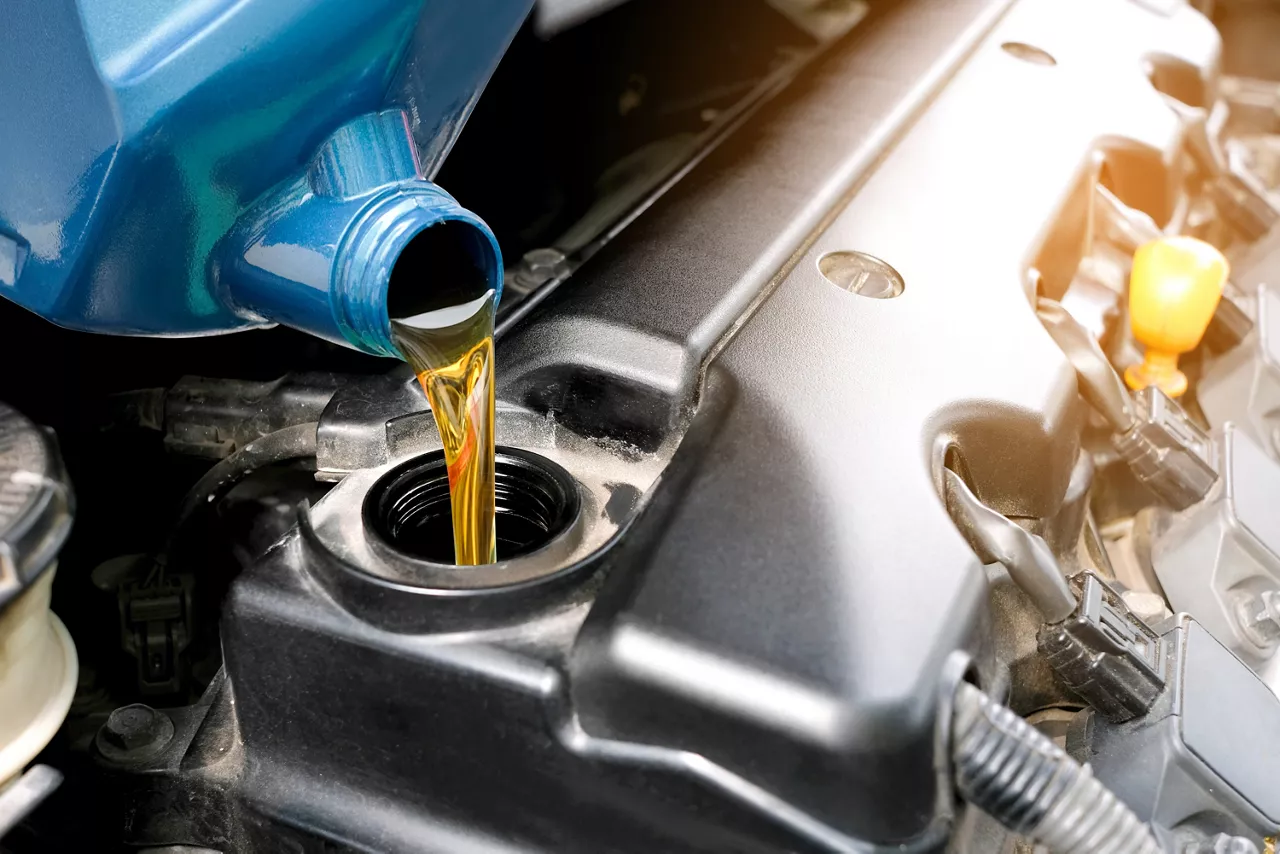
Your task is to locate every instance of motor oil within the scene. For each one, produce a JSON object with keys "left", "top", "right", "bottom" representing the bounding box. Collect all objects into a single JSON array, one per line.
[{"left": 391, "top": 290, "right": 497, "bottom": 564}]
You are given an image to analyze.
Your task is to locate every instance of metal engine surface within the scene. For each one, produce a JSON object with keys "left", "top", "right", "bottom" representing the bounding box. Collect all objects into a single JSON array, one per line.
[{"left": 88, "top": 1, "right": 1229, "bottom": 852}]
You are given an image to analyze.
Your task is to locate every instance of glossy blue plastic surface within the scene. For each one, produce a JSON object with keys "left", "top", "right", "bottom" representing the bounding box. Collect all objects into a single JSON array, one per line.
[
  {"left": 223, "top": 110, "right": 503, "bottom": 357},
  {"left": 0, "top": 0, "right": 528, "bottom": 349}
]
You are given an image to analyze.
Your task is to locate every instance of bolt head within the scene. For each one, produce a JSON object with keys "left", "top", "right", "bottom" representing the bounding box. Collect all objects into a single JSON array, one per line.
[
  {"left": 100, "top": 704, "right": 169, "bottom": 753},
  {"left": 1188, "top": 833, "right": 1262, "bottom": 854},
  {"left": 1236, "top": 592, "right": 1280, "bottom": 648},
  {"left": 514, "top": 248, "right": 568, "bottom": 290},
  {"left": 521, "top": 247, "right": 566, "bottom": 273}
]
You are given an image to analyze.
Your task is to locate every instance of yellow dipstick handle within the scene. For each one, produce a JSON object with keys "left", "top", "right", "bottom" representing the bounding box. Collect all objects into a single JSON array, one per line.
[{"left": 1124, "top": 236, "right": 1229, "bottom": 398}]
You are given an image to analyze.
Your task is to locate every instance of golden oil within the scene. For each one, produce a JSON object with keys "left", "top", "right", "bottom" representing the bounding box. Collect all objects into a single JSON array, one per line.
[{"left": 391, "top": 289, "right": 497, "bottom": 565}]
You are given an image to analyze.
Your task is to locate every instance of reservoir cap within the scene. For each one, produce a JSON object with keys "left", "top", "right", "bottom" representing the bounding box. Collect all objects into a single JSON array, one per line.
[
  {"left": 1125, "top": 236, "right": 1228, "bottom": 397},
  {"left": 0, "top": 404, "right": 73, "bottom": 612}
]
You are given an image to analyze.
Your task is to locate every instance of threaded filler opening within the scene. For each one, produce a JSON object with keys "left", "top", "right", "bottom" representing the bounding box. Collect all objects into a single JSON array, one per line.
[
  {"left": 364, "top": 447, "right": 579, "bottom": 564},
  {"left": 332, "top": 187, "right": 503, "bottom": 357}
]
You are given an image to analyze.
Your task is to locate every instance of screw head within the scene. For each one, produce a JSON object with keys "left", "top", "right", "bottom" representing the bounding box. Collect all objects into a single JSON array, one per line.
[
  {"left": 1236, "top": 591, "right": 1280, "bottom": 649},
  {"left": 98, "top": 704, "right": 173, "bottom": 758}
]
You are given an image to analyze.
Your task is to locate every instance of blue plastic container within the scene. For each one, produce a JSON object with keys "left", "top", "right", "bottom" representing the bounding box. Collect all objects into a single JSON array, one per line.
[{"left": 0, "top": 0, "right": 529, "bottom": 355}]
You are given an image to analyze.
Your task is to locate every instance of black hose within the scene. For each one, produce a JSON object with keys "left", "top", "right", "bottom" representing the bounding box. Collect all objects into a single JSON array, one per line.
[
  {"left": 146, "top": 422, "right": 319, "bottom": 583},
  {"left": 951, "top": 682, "right": 1161, "bottom": 854}
]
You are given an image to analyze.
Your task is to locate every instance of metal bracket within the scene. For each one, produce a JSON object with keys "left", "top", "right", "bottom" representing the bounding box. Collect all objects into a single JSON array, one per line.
[
  {"left": 942, "top": 468, "right": 1078, "bottom": 622},
  {"left": 0, "top": 765, "right": 62, "bottom": 838}
]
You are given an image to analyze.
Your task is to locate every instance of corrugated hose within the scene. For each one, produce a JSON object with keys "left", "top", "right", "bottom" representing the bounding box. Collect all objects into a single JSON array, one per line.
[{"left": 951, "top": 682, "right": 1162, "bottom": 854}]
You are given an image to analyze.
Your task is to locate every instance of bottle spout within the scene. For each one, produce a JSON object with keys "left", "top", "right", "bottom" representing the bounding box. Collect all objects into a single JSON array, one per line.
[
  {"left": 332, "top": 186, "right": 503, "bottom": 357},
  {"left": 220, "top": 110, "right": 503, "bottom": 357}
]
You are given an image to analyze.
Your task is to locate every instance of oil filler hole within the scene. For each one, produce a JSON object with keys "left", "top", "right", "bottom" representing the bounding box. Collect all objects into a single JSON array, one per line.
[{"left": 364, "top": 447, "right": 580, "bottom": 564}]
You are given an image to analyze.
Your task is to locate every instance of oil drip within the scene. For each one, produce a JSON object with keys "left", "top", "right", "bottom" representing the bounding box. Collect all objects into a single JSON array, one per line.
[{"left": 391, "top": 289, "right": 496, "bottom": 565}]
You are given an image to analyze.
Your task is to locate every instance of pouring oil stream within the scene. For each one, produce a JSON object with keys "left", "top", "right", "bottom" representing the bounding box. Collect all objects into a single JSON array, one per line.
[{"left": 391, "top": 289, "right": 497, "bottom": 565}]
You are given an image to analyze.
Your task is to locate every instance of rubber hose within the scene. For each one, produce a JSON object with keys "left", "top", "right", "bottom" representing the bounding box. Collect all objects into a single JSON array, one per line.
[
  {"left": 951, "top": 682, "right": 1161, "bottom": 854},
  {"left": 163, "top": 421, "right": 319, "bottom": 559}
]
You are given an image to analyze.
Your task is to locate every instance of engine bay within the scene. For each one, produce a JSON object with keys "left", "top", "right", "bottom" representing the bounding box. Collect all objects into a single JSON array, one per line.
[{"left": 6, "top": 0, "right": 1280, "bottom": 851}]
